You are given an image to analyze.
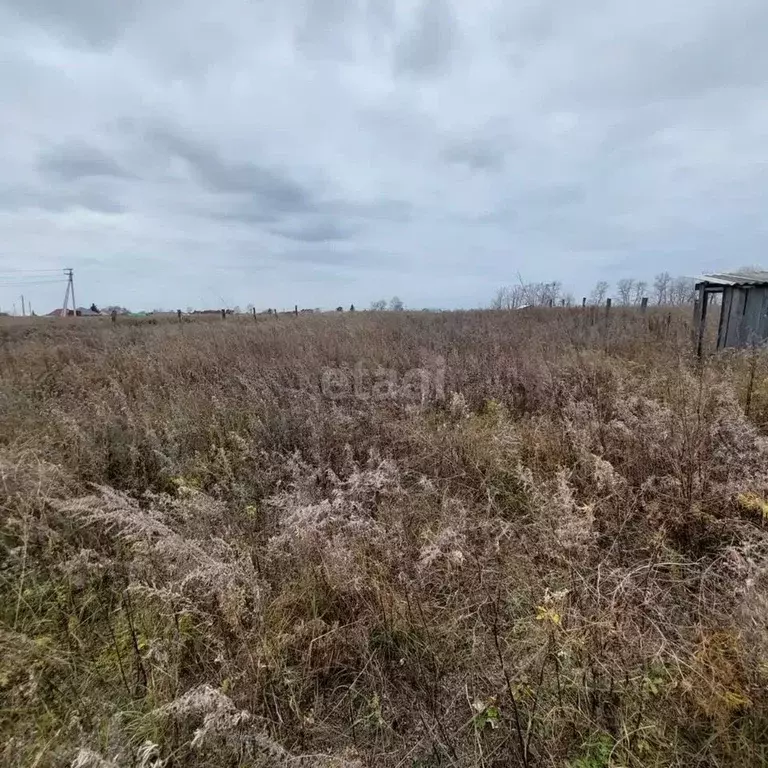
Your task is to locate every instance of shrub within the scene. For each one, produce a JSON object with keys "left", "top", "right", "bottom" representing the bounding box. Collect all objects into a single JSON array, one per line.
[{"left": 1, "top": 310, "right": 768, "bottom": 766}]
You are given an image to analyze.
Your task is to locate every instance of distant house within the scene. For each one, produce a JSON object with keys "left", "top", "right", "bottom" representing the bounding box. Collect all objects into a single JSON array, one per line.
[{"left": 48, "top": 306, "right": 101, "bottom": 317}]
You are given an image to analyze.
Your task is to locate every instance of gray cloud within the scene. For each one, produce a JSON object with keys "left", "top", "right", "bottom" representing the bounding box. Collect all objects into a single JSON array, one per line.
[
  {"left": 0, "top": 184, "right": 124, "bottom": 215},
  {"left": 279, "top": 247, "right": 360, "bottom": 266},
  {"left": 39, "top": 140, "right": 131, "bottom": 181},
  {"left": 0, "top": 0, "right": 144, "bottom": 48},
  {"left": 271, "top": 219, "right": 356, "bottom": 243},
  {"left": 145, "top": 127, "right": 315, "bottom": 214},
  {"left": 212, "top": 206, "right": 281, "bottom": 227},
  {"left": 294, "top": 0, "right": 355, "bottom": 58},
  {"left": 443, "top": 139, "right": 506, "bottom": 171},
  {"left": 394, "top": 0, "right": 457, "bottom": 76},
  {"left": 335, "top": 199, "right": 413, "bottom": 223}
]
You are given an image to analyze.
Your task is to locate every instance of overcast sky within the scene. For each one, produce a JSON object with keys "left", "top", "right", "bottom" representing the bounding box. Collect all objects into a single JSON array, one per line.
[{"left": 1, "top": 0, "right": 767, "bottom": 312}]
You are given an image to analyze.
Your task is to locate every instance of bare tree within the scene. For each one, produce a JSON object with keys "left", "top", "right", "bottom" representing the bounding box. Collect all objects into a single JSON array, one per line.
[
  {"left": 541, "top": 281, "right": 562, "bottom": 307},
  {"left": 617, "top": 278, "right": 635, "bottom": 305},
  {"left": 633, "top": 281, "right": 648, "bottom": 305},
  {"left": 493, "top": 281, "right": 570, "bottom": 308},
  {"left": 653, "top": 272, "right": 672, "bottom": 305},
  {"left": 670, "top": 276, "right": 695, "bottom": 305},
  {"left": 491, "top": 287, "right": 509, "bottom": 309},
  {"left": 370, "top": 299, "right": 387, "bottom": 311},
  {"left": 590, "top": 280, "right": 609, "bottom": 305},
  {"left": 491, "top": 285, "right": 527, "bottom": 309},
  {"left": 389, "top": 296, "right": 404, "bottom": 311}
]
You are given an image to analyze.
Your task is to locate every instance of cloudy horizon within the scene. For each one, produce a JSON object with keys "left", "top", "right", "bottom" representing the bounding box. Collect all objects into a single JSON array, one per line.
[{"left": 1, "top": 0, "right": 767, "bottom": 313}]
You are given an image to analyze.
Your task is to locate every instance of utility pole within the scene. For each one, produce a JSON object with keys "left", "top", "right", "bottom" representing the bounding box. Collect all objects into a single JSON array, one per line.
[
  {"left": 62, "top": 268, "right": 76, "bottom": 316},
  {"left": 20, "top": 295, "right": 25, "bottom": 317}
]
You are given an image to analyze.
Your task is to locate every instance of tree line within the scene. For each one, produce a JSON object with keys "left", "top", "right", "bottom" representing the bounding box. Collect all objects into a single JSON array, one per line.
[{"left": 491, "top": 272, "right": 697, "bottom": 309}]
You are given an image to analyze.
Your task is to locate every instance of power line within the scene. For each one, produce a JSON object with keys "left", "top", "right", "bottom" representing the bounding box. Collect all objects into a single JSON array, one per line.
[
  {"left": 0, "top": 269, "right": 66, "bottom": 276},
  {"left": 0, "top": 269, "right": 69, "bottom": 317},
  {"left": 0, "top": 280, "right": 66, "bottom": 288}
]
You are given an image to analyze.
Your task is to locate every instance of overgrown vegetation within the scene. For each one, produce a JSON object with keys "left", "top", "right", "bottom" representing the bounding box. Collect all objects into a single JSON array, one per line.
[{"left": 2, "top": 308, "right": 768, "bottom": 767}]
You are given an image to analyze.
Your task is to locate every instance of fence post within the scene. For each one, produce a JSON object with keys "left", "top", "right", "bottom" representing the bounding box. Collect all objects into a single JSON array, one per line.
[
  {"left": 177, "top": 309, "right": 182, "bottom": 323},
  {"left": 295, "top": 304, "right": 299, "bottom": 317},
  {"left": 640, "top": 297, "right": 648, "bottom": 313},
  {"left": 695, "top": 288, "right": 708, "bottom": 357},
  {"left": 582, "top": 297, "right": 587, "bottom": 308},
  {"left": 221, "top": 308, "right": 226, "bottom": 320}
]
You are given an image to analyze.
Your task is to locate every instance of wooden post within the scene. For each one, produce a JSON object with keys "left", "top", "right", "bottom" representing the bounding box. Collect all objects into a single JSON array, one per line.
[
  {"left": 695, "top": 287, "right": 709, "bottom": 357},
  {"left": 221, "top": 308, "right": 226, "bottom": 320},
  {"left": 252, "top": 307, "right": 256, "bottom": 321},
  {"left": 640, "top": 297, "right": 648, "bottom": 313},
  {"left": 177, "top": 309, "right": 182, "bottom": 323},
  {"left": 605, "top": 298, "right": 611, "bottom": 314},
  {"left": 294, "top": 304, "right": 299, "bottom": 317},
  {"left": 111, "top": 309, "right": 117, "bottom": 324},
  {"left": 582, "top": 297, "right": 587, "bottom": 307}
]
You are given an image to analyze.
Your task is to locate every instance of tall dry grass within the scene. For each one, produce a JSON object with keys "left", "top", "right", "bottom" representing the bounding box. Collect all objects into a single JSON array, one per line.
[{"left": 2, "top": 308, "right": 768, "bottom": 767}]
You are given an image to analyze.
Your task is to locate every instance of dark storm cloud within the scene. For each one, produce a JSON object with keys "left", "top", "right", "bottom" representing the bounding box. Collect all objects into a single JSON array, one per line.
[{"left": 39, "top": 141, "right": 131, "bottom": 181}]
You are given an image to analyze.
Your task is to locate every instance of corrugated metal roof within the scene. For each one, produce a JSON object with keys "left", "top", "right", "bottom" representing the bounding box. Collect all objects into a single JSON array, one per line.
[{"left": 697, "top": 271, "right": 768, "bottom": 287}]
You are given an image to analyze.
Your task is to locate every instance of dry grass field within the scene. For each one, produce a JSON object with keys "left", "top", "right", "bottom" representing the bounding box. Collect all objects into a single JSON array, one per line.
[{"left": 3, "top": 308, "right": 768, "bottom": 767}]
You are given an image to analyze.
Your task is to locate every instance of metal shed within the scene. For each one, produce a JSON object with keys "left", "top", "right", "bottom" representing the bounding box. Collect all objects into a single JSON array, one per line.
[{"left": 694, "top": 272, "right": 768, "bottom": 354}]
